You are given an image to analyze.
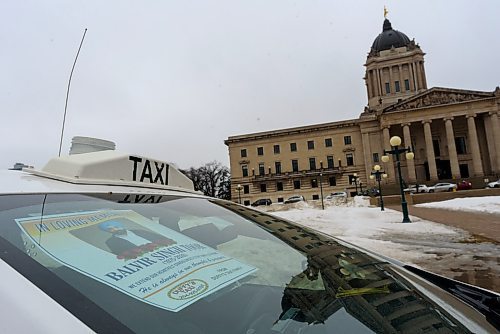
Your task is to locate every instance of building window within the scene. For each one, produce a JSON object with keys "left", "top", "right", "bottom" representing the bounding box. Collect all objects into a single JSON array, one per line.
[
  {"left": 312, "top": 194, "right": 319, "bottom": 200},
  {"left": 243, "top": 200, "right": 250, "bottom": 206},
  {"left": 373, "top": 153, "right": 379, "bottom": 163},
  {"left": 455, "top": 137, "right": 467, "bottom": 154},
  {"left": 307, "top": 140, "right": 315, "bottom": 150},
  {"left": 309, "top": 157, "right": 316, "bottom": 170},
  {"left": 273, "top": 144, "right": 280, "bottom": 154},
  {"left": 292, "top": 159, "right": 299, "bottom": 172},
  {"left": 433, "top": 139, "right": 441, "bottom": 157},
  {"left": 257, "top": 147, "right": 264, "bottom": 156},
  {"left": 275, "top": 161, "right": 282, "bottom": 174},
  {"left": 290, "top": 142, "right": 297, "bottom": 152},
  {"left": 344, "top": 136, "right": 352, "bottom": 145},
  {"left": 385, "top": 82, "right": 390, "bottom": 94},
  {"left": 325, "top": 138, "right": 332, "bottom": 147},
  {"left": 277, "top": 197, "right": 284, "bottom": 203},
  {"left": 276, "top": 182, "right": 283, "bottom": 191},
  {"left": 293, "top": 180, "right": 301, "bottom": 189},
  {"left": 395, "top": 81, "right": 400, "bottom": 92},
  {"left": 404, "top": 79, "right": 410, "bottom": 91},
  {"left": 258, "top": 163, "right": 265, "bottom": 176},
  {"left": 348, "top": 175, "right": 356, "bottom": 184},
  {"left": 329, "top": 176, "right": 336, "bottom": 186},
  {"left": 242, "top": 165, "right": 248, "bottom": 177},
  {"left": 240, "top": 149, "right": 247, "bottom": 158},
  {"left": 327, "top": 155, "right": 334, "bottom": 169},
  {"left": 260, "top": 184, "right": 267, "bottom": 192},
  {"left": 346, "top": 153, "right": 354, "bottom": 166},
  {"left": 243, "top": 185, "right": 249, "bottom": 194},
  {"left": 311, "top": 179, "right": 318, "bottom": 188}
]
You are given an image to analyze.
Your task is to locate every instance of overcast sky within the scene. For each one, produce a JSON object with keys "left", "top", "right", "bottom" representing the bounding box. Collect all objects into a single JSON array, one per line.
[{"left": 1, "top": 0, "right": 499, "bottom": 170}]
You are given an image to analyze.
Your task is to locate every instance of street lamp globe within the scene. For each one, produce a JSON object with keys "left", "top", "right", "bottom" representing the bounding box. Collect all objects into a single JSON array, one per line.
[
  {"left": 405, "top": 151, "right": 415, "bottom": 160},
  {"left": 389, "top": 136, "right": 402, "bottom": 147},
  {"left": 382, "top": 173, "right": 388, "bottom": 178},
  {"left": 369, "top": 175, "right": 375, "bottom": 180},
  {"left": 353, "top": 173, "right": 358, "bottom": 177},
  {"left": 373, "top": 164, "right": 381, "bottom": 171},
  {"left": 381, "top": 155, "right": 390, "bottom": 163}
]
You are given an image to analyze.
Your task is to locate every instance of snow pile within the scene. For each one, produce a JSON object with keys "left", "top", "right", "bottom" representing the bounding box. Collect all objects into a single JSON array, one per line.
[
  {"left": 416, "top": 196, "right": 500, "bottom": 215},
  {"left": 271, "top": 204, "right": 465, "bottom": 264}
]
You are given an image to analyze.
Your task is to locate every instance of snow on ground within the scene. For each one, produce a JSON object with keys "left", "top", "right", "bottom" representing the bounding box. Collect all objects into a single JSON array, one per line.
[
  {"left": 415, "top": 196, "right": 500, "bottom": 215},
  {"left": 256, "top": 196, "right": 500, "bottom": 291}
]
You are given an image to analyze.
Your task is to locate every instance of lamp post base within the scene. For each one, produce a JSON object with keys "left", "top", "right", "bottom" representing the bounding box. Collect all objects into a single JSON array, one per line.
[{"left": 401, "top": 201, "right": 411, "bottom": 223}]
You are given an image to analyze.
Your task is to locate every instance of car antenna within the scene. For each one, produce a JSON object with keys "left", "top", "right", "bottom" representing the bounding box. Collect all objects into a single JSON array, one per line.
[{"left": 58, "top": 28, "right": 87, "bottom": 157}]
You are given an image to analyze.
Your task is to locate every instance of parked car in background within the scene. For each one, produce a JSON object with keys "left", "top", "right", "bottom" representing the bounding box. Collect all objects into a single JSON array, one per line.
[
  {"left": 457, "top": 180, "right": 472, "bottom": 190},
  {"left": 251, "top": 198, "right": 272, "bottom": 206},
  {"left": 404, "top": 184, "right": 430, "bottom": 193},
  {"left": 486, "top": 179, "right": 500, "bottom": 188},
  {"left": 361, "top": 188, "right": 380, "bottom": 197},
  {"left": 428, "top": 182, "right": 457, "bottom": 193},
  {"left": 284, "top": 195, "right": 305, "bottom": 204},
  {"left": 325, "top": 191, "right": 347, "bottom": 200}
]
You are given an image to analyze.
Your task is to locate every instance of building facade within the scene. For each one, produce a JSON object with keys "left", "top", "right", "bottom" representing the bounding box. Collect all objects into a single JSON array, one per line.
[{"left": 225, "top": 18, "right": 500, "bottom": 205}]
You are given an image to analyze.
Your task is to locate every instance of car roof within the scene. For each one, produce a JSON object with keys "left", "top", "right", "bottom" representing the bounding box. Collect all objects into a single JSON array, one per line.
[{"left": 1, "top": 151, "right": 201, "bottom": 197}]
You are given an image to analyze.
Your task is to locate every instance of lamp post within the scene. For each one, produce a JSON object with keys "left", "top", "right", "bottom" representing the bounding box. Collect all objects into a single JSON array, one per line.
[
  {"left": 353, "top": 173, "right": 359, "bottom": 195},
  {"left": 369, "top": 165, "right": 388, "bottom": 211},
  {"left": 236, "top": 184, "right": 242, "bottom": 204},
  {"left": 359, "top": 181, "right": 363, "bottom": 195},
  {"left": 382, "top": 136, "right": 414, "bottom": 223},
  {"left": 319, "top": 161, "right": 325, "bottom": 210}
]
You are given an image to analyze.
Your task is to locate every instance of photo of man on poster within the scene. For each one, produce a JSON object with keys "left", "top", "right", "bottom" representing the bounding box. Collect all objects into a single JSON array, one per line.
[{"left": 98, "top": 221, "right": 176, "bottom": 259}]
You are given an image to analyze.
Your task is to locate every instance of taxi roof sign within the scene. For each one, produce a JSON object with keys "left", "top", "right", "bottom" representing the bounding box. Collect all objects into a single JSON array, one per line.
[{"left": 25, "top": 151, "right": 195, "bottom": 192}]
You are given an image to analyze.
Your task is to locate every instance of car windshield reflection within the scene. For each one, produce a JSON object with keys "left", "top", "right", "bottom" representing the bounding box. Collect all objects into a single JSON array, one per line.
[{"left": 0, "top": 193, "right": 473, "bottom": 333}]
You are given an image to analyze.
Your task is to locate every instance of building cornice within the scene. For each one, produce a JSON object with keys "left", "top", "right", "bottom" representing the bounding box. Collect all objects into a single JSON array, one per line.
[
  {"left": 225, "top": 119, "right": 359, "bottom": 145},
  {"left": 382, "top": 87, "right": 496, "bottom": 114}
]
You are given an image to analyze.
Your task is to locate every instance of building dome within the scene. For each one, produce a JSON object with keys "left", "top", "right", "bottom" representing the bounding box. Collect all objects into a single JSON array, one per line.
[{"left": 371, "top": 19, "right": 411, "bottom": 52}]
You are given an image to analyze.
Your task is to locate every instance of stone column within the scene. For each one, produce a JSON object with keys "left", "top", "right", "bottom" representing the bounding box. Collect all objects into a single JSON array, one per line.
[
  {"left": 382, "top": 127, "right": 396, "bottom": 182},
  {"left": 422, "top": 120, "right": 438, "bottom": 181},
  {"left": 362, "top": 132, "right": 373, "bottom": 181},
  {"left": 398, "top": 65, "right": 404, "bottom": 92},
  {"left": 444, "top": 117, "right": 461, "bottom": 179},
  {"left": 466, "top": 115, "right": 484, "bottom": 176},
  {"left": 409, "top": 63, "right": 418, "bottom": 91},
  {"left": 490, "top": 111, "right": 500, "bottom": 172},
  {"left": 402, "top": 123, "right": 416, "bottom": 182},
  {"left": 375, "top": 68, "right": 382, "bottom": 97},
  {"left": 388, "top": 66, "right": 394, "bottom": 94},
  {"left": 366, "top": 71, "right": 372, "bottom": 98},
  {"left": 415, "top": 61, "right": 424, "bottom": 89},
  {"left": 421, "top": 62, "right": 428, "bottom": 89}
]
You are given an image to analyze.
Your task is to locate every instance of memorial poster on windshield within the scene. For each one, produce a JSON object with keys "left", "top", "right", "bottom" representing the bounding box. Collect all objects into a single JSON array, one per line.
[{"left": 15, "top": 209, "right": 256, "bottom": 312}]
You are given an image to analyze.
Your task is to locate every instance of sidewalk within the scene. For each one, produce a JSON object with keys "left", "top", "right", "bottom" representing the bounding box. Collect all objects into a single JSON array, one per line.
[{"left": 387, "top": 204, "right": 500, "bottom": 244}]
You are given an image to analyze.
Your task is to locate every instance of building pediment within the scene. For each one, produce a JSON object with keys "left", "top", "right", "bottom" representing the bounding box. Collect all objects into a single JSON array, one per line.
[{"left": 383, "top": 87, "right": 495, "bottom": 113}]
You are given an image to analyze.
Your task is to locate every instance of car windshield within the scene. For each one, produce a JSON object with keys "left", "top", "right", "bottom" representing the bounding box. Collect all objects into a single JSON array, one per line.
[{"left": 0, "top": 193, "right": 472, "bottom": 333}]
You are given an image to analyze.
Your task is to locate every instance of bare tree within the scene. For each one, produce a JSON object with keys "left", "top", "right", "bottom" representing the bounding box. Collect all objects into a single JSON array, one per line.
[{"left": 181, "top": 161, "right": 231, "bottom": 200}]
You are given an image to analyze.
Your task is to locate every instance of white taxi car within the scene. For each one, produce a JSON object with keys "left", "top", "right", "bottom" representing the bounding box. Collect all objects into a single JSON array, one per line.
[{"left": 1, "top": 151, "right": 499, "bottom": 333}]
